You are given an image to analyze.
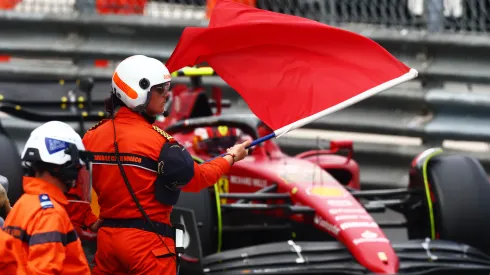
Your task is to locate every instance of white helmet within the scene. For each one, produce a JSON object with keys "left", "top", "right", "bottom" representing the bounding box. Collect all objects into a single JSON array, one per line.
[
  {"left": 21, "top": 121, "right": 85, "bottom": 166},
  {"left": 22, "top": 121, "right": 92, "bottom": 200},
  {"left": 112, "top": 55, "right": 172, "bottom": 112}
]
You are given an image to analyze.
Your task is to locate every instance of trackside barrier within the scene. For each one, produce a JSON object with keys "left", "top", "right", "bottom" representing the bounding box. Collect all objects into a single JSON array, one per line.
[
  {"left": 0, "top": 69, "right": 489, "bottom": 147},
  {"left": 1, "top": 11, "right": 490, "bottom": 85},
  {"left": 423, "top": 89, "right": 490, "bottom": 144}
]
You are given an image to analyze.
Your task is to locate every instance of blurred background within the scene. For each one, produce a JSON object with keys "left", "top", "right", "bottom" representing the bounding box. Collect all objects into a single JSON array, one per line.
[{"left": 0, "top": 0, "right": 490, "bottom": 192}]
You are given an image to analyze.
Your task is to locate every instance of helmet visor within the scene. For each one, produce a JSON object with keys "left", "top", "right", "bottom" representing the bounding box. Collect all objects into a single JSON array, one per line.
[{"left": 152, "top": 82, "right": 171, "bottom": 97}]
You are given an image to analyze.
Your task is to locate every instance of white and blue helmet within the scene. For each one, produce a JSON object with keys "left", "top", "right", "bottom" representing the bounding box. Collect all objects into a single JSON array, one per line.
[{"left": 21, "top": 121, "right": 86, "bottom": 167}]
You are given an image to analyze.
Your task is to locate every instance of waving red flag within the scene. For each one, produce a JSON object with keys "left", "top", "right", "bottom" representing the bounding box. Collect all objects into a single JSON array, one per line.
[{"left": 166, "top": 0, "right": 417, "bottom": 137}]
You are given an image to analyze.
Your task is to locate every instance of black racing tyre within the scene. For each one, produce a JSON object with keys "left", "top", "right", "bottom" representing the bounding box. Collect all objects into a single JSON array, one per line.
[
  {"left": 427, "top": 154, "right": 490, "bottom": 254},
  {"left": 0, "top": 134, "right": 24, "bottom": 205},
  {"left": 173, "top": 158, "right": 218, "bottom": 257}
]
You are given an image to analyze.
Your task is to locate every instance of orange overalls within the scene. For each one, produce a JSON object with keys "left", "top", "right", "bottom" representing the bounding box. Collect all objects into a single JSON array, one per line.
[
  {"left": 65, "top": 188, "right": 98, "bottom": 238},
  {"left": 83, "top": 106, "right": 230, "bottom": 275},
  {"left": 0, "top": 229, "right": 20, "bottom": 275},
  {"left": 2, "top": 177, "right": 91, "bottom": 275}
]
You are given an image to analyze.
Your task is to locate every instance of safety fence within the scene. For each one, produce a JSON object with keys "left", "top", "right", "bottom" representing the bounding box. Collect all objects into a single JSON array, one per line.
[
  {"left": 2, "top": 0, "right": 490, "bottom": 34},
  {"left": 1, "top": 11, "right": 490, "bottom": 86}
]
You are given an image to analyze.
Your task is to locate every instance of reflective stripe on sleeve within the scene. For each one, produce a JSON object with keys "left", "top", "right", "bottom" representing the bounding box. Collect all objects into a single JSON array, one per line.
[
  {"left": 3, "top": 226, "right": 78, "bottom": 246},
  {"left": 29, "top": 230, "right": 78, "bottom": 246}
]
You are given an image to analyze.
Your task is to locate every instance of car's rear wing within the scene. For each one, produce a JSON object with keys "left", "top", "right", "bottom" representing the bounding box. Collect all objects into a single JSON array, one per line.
[{"left": 172, "top": 67, "right": 217, "bottom": 77}]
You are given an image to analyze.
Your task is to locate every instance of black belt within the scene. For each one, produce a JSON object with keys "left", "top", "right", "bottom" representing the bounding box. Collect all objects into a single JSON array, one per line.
[{"left": 101, "top": 218, "right": 176, "bottom": 240}]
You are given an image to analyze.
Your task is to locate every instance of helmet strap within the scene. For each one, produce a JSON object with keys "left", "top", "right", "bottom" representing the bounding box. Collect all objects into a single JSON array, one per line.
[
  {"left": 135, "top": 91, "right": 156, "bottom": 123},
  {"left": 52, "top": 143, "right": 81, "bottom": 188},
  {"left": 23, "top": 161, "right": 36, "bottom": 177},
  {"left": 108, "top": 90, "right": 156, "bottom": 124}
]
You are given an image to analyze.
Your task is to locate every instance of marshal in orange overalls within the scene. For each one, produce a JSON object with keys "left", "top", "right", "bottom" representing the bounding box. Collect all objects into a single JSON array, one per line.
[
  {"left": 83, "top": 106, "right": 231, "bottom": 275},
  {"left": 2, "top": 177, "right": 91, "bottom": 274}
]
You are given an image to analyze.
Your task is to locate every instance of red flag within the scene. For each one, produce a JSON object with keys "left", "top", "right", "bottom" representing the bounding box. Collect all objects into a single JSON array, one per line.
[{"left": 166, "top": 0, "right": 417, "bottom": 137}]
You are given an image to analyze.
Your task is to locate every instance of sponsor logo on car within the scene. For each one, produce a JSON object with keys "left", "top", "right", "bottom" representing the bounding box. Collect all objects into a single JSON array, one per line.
[
  {"left": 353, "top": 230, "right": 390, "bottom": 245},
  {"left": 339, "top": 221, "right": 379, "bottom": 230},
  {"left": 216, "top": 176, "right": 229, "bottom": 204},
  {"left": 306, "top": 186, "right": 346, "bottom": 197},
  {"left": 277, "top": 166, "right": 337, "bottom": 185},
  {"left": 378, "top": 252, "right": 388, "bottom": 262},
  {"left": 327, "top": 200, "right": 353, "bottom": 207},
  {"left": 217, "top": 126, "right": 229, "bottom": 136},
  {"left": 329, "top": 208, "right": 367, "bottom": 215},
  {"left": 229, "top": 175, "right": 268, "bottom": 188},
  {"left": 334, "top": 215, "right": 372, "bottom": 221},
  {"left": 314, "top": 215, "right": 340, "bottom": 235},
  {"left": 241, "top": 156, "right": 256, "bottom": 162}
]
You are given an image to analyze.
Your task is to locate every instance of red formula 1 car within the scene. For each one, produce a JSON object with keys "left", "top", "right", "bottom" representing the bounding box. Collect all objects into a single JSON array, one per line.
[
  {"left": 165, "top": 115, "right": 490, "bottom": 275},
  {"left": 151, "top": 74, "right": 490, "bottom": 275}
]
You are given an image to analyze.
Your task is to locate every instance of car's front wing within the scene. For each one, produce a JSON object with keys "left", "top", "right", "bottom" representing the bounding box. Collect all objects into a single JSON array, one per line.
[{"left": 198, "top": 239, "right": 490, "bottom": 275}]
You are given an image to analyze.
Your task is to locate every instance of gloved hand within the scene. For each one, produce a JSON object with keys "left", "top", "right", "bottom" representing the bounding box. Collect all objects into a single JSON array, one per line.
[{"left": 0, "top": 183, "right": 11, "bottom": 220}]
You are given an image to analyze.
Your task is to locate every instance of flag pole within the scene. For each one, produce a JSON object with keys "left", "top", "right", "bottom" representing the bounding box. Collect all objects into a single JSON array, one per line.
[
  {"left": 203, "top": 133, "right": 276, "bottom": 163},
  {"left": 201, "top": 68, "right": 418, "bottom": 163}
]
